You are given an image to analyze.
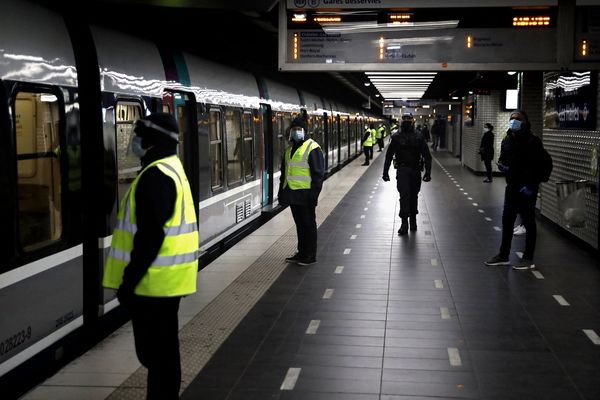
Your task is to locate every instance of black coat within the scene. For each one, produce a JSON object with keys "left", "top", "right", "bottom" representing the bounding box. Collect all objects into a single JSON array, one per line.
[
  {"left": 498, "top": 129, "right": 547, "bottom": 188},
  {"left": 479, "top": 130, "right": 494, "bottom": 161}
]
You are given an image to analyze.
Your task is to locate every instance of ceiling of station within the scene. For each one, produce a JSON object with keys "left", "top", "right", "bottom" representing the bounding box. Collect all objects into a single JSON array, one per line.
[{"left": 35, "top": 0, "right": 520, "bottom": 111}]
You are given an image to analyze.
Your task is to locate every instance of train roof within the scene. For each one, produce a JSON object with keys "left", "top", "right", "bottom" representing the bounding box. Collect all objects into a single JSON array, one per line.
[
  {"left": 183, "top": 53, "right": 261, "bottom": 109},
  {"left": 0, "top": 0, "right": 77, "bottom": 87},
  {"left": 92, "top": 26, "right": 166, "bottom": 97}
]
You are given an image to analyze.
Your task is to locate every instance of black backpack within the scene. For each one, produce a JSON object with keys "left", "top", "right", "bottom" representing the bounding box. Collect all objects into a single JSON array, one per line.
[{"left": 540, "top": 148, "right": 553, "bottom": 183}]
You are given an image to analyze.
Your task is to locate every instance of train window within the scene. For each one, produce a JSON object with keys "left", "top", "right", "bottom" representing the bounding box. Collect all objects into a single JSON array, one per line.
[
  {"left": 14, "top": 91, "right": 63, "bottom": 251},
  {"left": 115, "top": 102, "right": 142, "bottom": 204},
  {"left": 242, "top": 112, "right": 255, "bottom": 179},
  {"left": 209, "top": 109, "right": 224, "bottom": 189},
  {"left": 225, "top": 108, "right": 242, "bottom": 185}
]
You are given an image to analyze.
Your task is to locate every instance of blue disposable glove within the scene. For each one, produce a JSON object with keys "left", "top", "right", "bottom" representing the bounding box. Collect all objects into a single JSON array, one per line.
[
  {"left": 497, "top": 163, "right": 509, "bottom": 173},
  {"left": 519, "top": 186, "right": 534, "bottom": 197}
]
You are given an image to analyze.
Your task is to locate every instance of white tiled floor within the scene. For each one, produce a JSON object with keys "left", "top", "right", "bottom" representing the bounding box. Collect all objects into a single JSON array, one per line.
[{"left": 20, "top": 151, "right": 381, "bottom": 400}]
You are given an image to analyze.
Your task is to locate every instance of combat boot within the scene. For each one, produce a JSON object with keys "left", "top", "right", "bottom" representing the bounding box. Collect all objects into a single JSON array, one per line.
[
  {"left": 409, "top": 215, "right": 417, "bottom": 231},
  {"left": 398, "top": 218, "right": 409, "bottom": 235}
]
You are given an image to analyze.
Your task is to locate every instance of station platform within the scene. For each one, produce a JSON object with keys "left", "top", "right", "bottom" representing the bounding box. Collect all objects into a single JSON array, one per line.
[{"left": 23, "top": 149, "right": 600, "bottom": 400}]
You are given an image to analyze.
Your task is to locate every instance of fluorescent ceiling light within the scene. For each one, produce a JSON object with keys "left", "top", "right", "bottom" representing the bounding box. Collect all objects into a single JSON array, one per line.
[{"left": 367, "top": 72, "right": 437, "bottom": 75}]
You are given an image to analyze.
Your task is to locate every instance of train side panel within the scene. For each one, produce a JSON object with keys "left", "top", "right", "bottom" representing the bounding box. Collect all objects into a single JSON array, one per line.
[{"left": 0, "top": 1, "right": 83, "bottom": 376}]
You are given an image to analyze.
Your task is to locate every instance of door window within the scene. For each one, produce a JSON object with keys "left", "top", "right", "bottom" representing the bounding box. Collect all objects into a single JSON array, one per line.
[{"left": 14, "top": 91, "right": 63, "bottom": 251}]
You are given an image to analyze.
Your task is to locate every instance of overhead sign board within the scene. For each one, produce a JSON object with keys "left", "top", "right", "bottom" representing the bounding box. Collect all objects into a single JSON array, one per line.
[
  {"left": 287, "top": 0, "right": 558, "bottom": 10},
  {"left": 279, "top": 3, "right": 600, "bottom": 71}
]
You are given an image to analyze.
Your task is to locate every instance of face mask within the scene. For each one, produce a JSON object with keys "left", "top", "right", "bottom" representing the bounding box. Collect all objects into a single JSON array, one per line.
[
  {"left": 290, "top": 128, "right": 305, "bottom": 141},
  {"left": 131, "top": 136, "right": 146, "bottom": 158},
  {"left": 508, "top": 119, "right": 522, "bottom": 131}
]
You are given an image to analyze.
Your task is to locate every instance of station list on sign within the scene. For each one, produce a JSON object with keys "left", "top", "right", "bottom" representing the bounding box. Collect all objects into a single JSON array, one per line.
[{"left": 297, "top": 31, "right": 351, "bottom": 63}]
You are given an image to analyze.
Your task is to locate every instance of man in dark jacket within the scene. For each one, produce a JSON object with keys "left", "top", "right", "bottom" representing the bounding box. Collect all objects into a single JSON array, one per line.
[
  {"left": 485, "top": 110, "right": 547, "bottom": 270},
  {"left": 104, "top": 113, "right": 198, "bottom": 400},
  {"left": 279, "top": 116, "right": 325, "bottom": 266},
  {"left": 382, "top": 112, "right": 432, "bottom": 235},
  {"left": 479, "top": 122, "right": 495, "bottom": 182}
]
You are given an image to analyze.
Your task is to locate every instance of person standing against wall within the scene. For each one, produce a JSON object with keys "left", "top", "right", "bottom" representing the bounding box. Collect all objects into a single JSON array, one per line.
[
  {"left": 280, "top": 116, "right": 325, "bottom": 266},
  {"left": 479, "top": 123, "right": 495, "bottom": 182},
  {"left": 484, "top": 110, "right": 551, "bottom": 270},
  {"left": 382, "top": 113, "right": 432, "bottom": 235},
  {"left": 103, "top": 113, "right": 198, "bottom": 400}
]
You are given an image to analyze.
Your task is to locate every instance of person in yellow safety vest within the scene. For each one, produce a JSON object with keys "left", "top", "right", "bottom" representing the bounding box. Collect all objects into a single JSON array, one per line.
[
  {"left": 376, "top": 124, "right": 386, "bottom": 152},
  {"left": 279, "top": 116, "right": 325, "bottom": 266},
  {"left": 361, "top": 123, "right": 376, "bottom": 165},
  {"left": 103, "top": 113, "right": 198, "bottom": 400}
]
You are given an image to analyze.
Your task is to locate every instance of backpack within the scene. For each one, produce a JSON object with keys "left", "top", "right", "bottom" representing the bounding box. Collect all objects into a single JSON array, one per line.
[{"left": 540, "top": 148, "right": 553, "bottom": 183}]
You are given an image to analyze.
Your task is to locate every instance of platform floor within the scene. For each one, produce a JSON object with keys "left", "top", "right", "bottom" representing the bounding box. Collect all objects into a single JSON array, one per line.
[{"left": 23, "top": 149, "right": 600, "bottom": 400}]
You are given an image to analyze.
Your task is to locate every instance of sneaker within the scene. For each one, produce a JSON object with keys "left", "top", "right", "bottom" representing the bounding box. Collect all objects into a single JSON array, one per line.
[
  {"left": 513, "top": 225, "right": 526, "bottom": 236},
  {"left": 483, "top": 178, "right": 493, "bottom": 183},
  {"left": 285, "top": 253, "right": 302, "bottom": 263},
  {"left": 512, "top": 258, "right": 535, "bottom": 270},
  {"left": 484, "top": 254, "right": 510, "bottom": 266},
  {"left": 297, "top": 258, "right": 317, "bottom": 266}
]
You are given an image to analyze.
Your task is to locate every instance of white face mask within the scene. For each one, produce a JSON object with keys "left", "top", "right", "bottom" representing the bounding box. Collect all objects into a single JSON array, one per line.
[{"left": 289, "top": 127, "right": 305, "bottom": 141}]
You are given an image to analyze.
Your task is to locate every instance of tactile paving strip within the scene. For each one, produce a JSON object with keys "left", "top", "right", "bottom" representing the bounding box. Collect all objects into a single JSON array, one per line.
[{"left": 106, "top": 180, "right": 352, "bottom": 399}]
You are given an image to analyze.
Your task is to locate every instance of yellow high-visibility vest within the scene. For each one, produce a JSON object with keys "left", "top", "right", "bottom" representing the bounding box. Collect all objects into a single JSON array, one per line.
[
  {"left": 103, "top": 155, "right": 198, "bottom": 297},
  {"left": 377, "top": 126, "right": 385, "bottom": 139},
  {"left": 363, "top": 129, "right": 374, "bottom": 147},
  {"left": 283, "top": 139, "right": 321, "bottom": 190}
]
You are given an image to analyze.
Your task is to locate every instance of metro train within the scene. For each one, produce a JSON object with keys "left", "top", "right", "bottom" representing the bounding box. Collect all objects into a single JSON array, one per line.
[{"left": 0, "top": 0, "right": 383, "bottom": 392}]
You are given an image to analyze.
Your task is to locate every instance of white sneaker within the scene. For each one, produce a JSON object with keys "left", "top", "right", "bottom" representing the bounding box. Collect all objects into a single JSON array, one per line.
[{"left": 513, "top": 225, "right": 526, "bottom": 236}]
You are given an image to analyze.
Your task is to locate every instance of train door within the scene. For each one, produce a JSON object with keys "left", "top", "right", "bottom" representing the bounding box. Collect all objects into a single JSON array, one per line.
[
  {"left": 162, "top": 91, "right": 199, "bottom": 217},
  {"left": 1, "top": 84, "right": 85, "bottom": 375},
  {"left": 330, "top": 114, "right": 338, "bottom": 169},
  {"left": 323, "top": 113, "right": 330, "bottom": 172},
  {"left": 260, "top": 103, "right": 272, "bottom": 206}
]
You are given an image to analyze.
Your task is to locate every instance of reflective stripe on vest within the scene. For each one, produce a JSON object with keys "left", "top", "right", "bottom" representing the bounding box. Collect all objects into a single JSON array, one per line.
[
  {"left": 283, "top": 139, "right": 320, "bottom": 190},
  {"left": 363, "top": 129, "right": 374, "bottom": 147},
  {"left": 103, "top": 155, "right": 199, "bottom": 297}
]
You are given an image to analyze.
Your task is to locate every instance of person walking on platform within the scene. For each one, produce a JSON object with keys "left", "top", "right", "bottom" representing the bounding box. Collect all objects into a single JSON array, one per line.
[
  {"left": 280, "top": 116, "right": 325, "bottom": 266},
  {"left": 430, "top": 119, "right": 441, "bottom": 152},
  {"left": 479, "top": 123, "right": 495, "bottom": 182},
  {"left": 103, "top": 113, "right": 198, "bottom": 400},
  {"left": 421, "top": 123, "right": 431, "bottom": 143},
  {"left": 382, "top": 112, "right": 432, "bottom": 235},
  {"left": 376, "top": 123, "right": 386, "bottom": 152},
  {"left": 361, "top": 123, "right": 375, "bottom": 165},
  {"left": 485, "top": 110, "right": 551, "bottom": 270}
]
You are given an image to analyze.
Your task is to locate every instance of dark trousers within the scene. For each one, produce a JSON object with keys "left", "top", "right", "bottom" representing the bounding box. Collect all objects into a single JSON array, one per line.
[
  {"left": 131, "top": 296, "right": 182, "bottom": 400},
  {"left": 377, "top": 138, "right": 384, "bottom": 151},
  {"left": 499, "top": 185, "right": 538, "bottom": 260},
  {"left": 431, "top": 135, "right": 440, "bottom": 151},
  {"left": 290, "top": 203, "right": 317, "bottom": 259},
  {"left": 363, "top": 146, "right": 373, "bottom": 164},
  {"left": 483, "top": 159, "right": 493, "bottom": 180},
  {"left": 396, "top": 167, "right": 422, "bottom": 218}
]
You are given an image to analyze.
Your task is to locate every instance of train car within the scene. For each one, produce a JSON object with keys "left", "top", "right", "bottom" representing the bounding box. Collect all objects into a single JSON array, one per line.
[{"left": 0, "top": 1, "right": 372, "bottom": 394}]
